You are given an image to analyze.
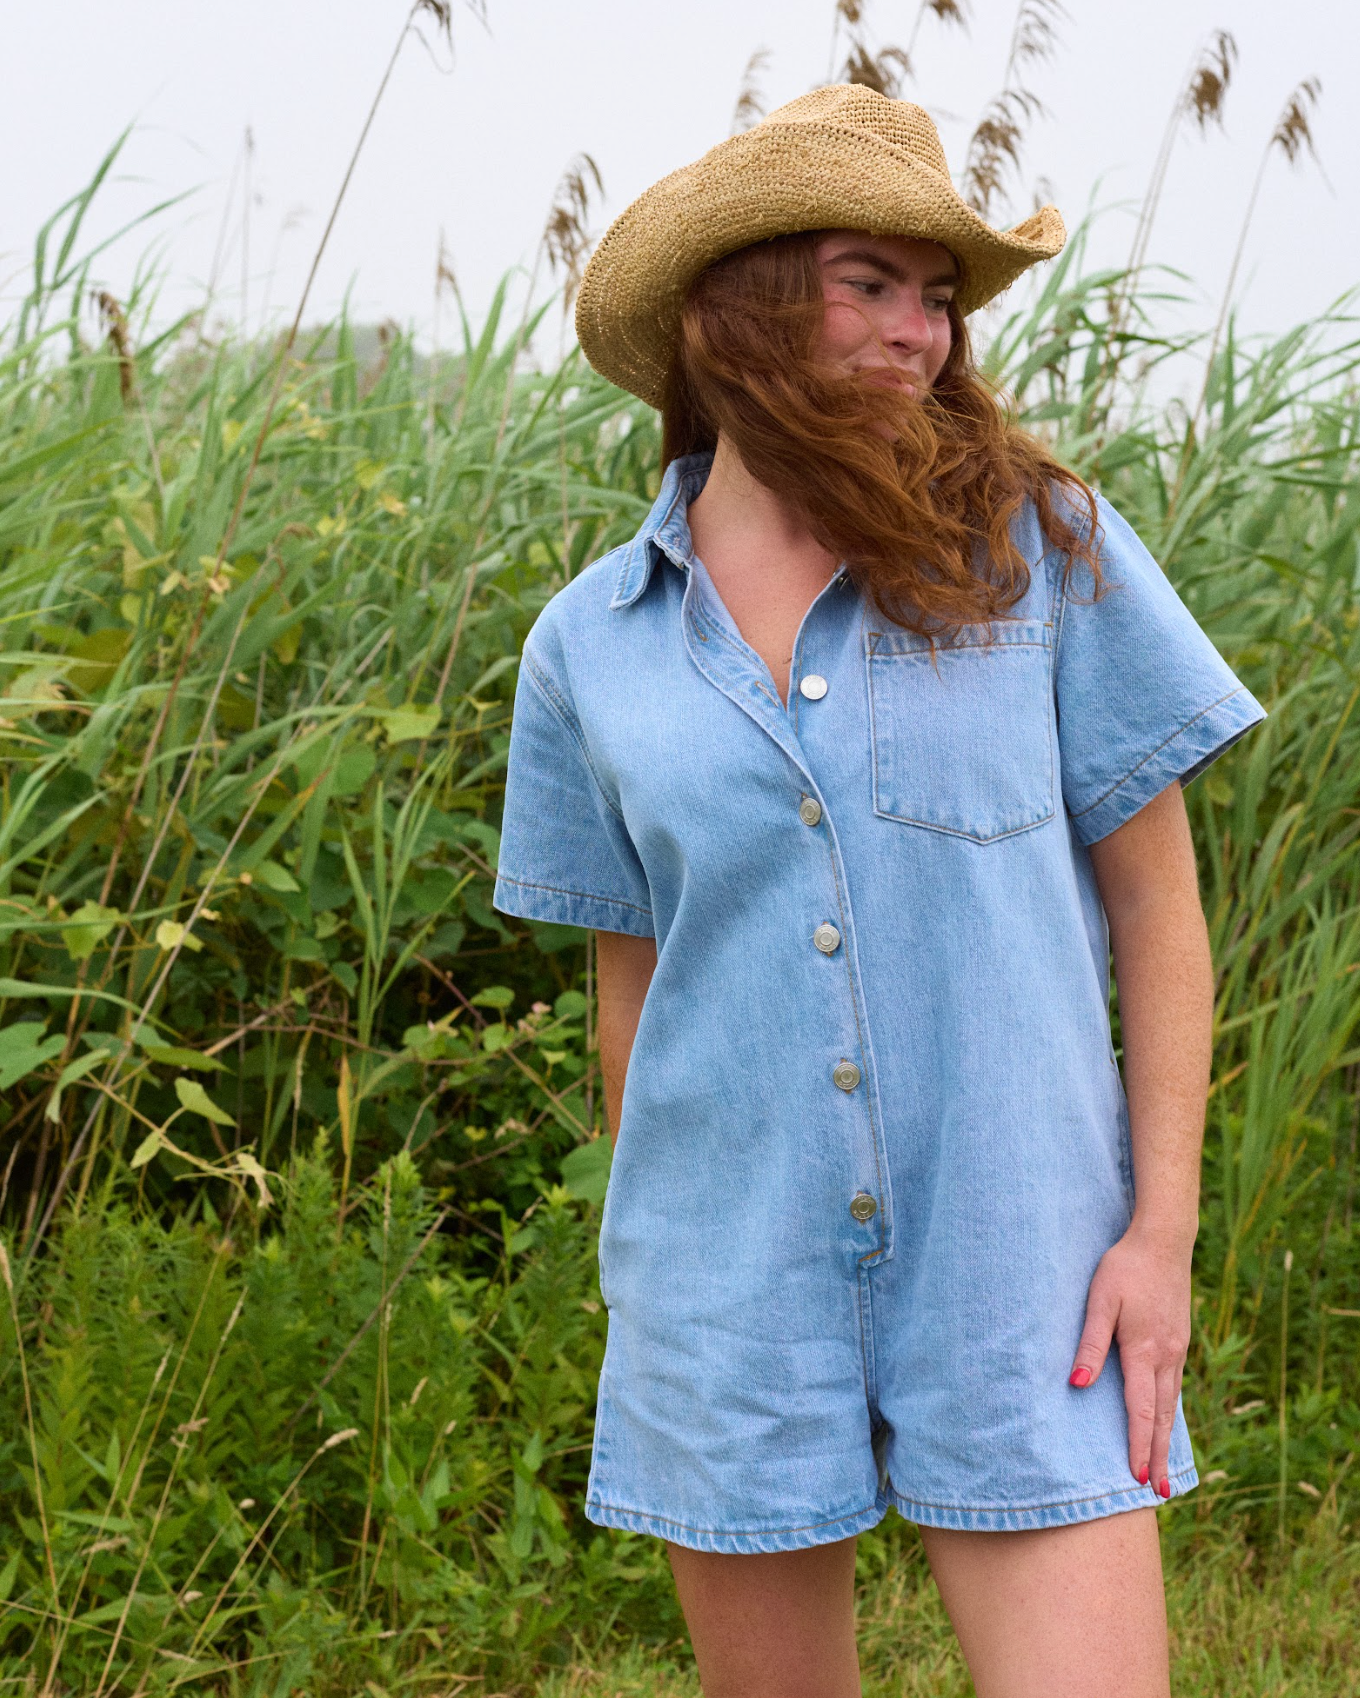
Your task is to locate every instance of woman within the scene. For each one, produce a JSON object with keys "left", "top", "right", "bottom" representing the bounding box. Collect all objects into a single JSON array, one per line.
[{"left": 493, "top": 85, "right": 1264, "bottom": 1697}]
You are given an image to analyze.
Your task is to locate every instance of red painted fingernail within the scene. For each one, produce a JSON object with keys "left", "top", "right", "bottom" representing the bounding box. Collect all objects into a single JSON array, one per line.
[
  {"left": 1068, "top": 1367, "right": 1091, "bottom": 1388},
  {"left": 1159, "top": 1478, "right": 1171, "bottom": 1500},
  {"left": 1138, "top": 1465, "right": 1150, "bottom": 1486}
]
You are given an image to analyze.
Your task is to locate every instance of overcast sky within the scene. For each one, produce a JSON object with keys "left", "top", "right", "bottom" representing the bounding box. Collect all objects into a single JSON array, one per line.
[{"left": 3, "top": 0, "right": 1355, "bottom": 363}]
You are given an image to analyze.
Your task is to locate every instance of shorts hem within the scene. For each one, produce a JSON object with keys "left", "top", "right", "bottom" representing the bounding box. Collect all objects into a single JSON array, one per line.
[
  {"left": 583, "top": 1495, "right": 889, "bottom": 1553},
  {"left": 885, "top": 1462, "right": 1198, "bottom": 1531}
]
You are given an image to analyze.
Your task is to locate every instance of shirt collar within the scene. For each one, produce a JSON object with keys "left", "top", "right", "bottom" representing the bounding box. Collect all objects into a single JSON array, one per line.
[{"left": 609, "top": 451, "right": 715, "bottom": 611}]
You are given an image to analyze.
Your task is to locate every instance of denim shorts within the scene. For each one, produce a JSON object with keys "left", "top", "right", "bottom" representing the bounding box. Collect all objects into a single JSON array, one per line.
[{"left": 494, "top": 453, "right": 1263, "bottom": 1552}]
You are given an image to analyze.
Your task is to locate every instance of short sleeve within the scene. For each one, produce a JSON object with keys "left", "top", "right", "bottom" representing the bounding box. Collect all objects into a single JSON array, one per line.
[
  {"left": 1055, "top": 495, "right": 1265, "bottom": 845},
  {"left": 493, "top": 644, "right": 655, "bottom": 937}
]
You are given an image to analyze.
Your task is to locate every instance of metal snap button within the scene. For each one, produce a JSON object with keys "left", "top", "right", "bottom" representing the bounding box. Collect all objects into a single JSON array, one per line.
[
  {"left": 798, "top": 674, "right": 828, "bottom": 701},
  {"left": 849, "top": 1192, "right": 877, "bottom": 1222},
  {"left": 813, "top": 923, "right": 841, "bottom": 955},
  {"left": 798, "top": 797, "right": 823, "bottom": 827},
  {"left": 832, "top": 1060, "right": 861, "bottom": 1092}
]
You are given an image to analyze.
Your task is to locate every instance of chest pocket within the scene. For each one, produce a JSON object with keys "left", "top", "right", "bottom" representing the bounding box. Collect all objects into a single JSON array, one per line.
[{"left": 866, "top": 620, "right": 1056, "bottom": 843}]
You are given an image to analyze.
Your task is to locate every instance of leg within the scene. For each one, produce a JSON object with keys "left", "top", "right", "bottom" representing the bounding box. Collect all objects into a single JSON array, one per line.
[
  {"left": 919, "top": 1508, "right": 1169, "bottom": 1698},
  {"left": 667, "top": 1536, "right": 861, "bottom": 1698}
]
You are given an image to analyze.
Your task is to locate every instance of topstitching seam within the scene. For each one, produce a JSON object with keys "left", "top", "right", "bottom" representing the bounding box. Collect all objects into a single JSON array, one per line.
[{"left": 1069, "top": 687, "right": 1249, "bottom": 820}]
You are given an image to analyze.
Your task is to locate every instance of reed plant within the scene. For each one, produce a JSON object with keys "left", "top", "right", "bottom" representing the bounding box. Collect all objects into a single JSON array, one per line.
[{"left": 1, "top": 156, "right": 1358, "bottom": 1687}]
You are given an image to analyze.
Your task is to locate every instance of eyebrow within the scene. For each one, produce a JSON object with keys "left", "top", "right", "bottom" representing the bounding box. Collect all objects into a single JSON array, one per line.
[{"left": 821, "top": 247, "right": 959, "bottom": 287}]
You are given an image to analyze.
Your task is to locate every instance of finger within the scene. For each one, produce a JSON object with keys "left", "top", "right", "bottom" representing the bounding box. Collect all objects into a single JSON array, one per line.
[
  {"left": 1123, "top": 1355, "right": 1158, "bottom": 1484},
  {"left": 1149, "top": 1364, "right": 1181, "bottom": 1499},
  {"left": 1068, "top": 1282, "right": 1119, "bottom": 1389}
]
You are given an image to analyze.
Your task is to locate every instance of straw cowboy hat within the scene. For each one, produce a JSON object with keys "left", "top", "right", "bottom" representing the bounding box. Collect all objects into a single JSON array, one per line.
[{"left": 575, "top": 82, "right": 1065, "bottom": 408}]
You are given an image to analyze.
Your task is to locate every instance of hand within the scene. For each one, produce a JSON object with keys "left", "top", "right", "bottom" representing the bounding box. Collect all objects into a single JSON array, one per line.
[{"left": 1066, "top": 1221, "right": 1194, "bottom": 1498}]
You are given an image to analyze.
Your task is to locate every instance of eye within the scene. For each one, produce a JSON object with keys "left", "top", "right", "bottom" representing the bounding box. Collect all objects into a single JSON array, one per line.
[
  {"left": 926, "top": 294, "right": 954, "bottom": 314},
  {"left": 844, "top": 278, "right": 886, "bottom": 298}
]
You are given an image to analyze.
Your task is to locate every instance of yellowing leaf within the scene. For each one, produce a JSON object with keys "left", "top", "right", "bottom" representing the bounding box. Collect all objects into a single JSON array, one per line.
[
  {"left": 378, "top": 491, "right": 408, "bottom": 518},
  {"left": 271, "top": 622, "right": 300, "bottom": 666},
  {"left": 378, "top": 705, "right": 440, "bottom": 744},
  {"left": 338, "top": 1054, "right": 353, "bottom": 1158},
  {"left": 315, "top": 513, "right": 346, "bottom": 539},
  {"left": 62, "top": 901, "right": 121, "bottom": 962},
  {"left": 155, "top": 919, "right": 203, "bottom": 954},
  {"left": 175, "top": 1076, "right": 235, "bottom": 1126},
  {"left": 235, "top": 1150, "right": 274, "bottom": 1208},
  {"left": 222, "top": 419, "right": 244, "bottom": 452}
]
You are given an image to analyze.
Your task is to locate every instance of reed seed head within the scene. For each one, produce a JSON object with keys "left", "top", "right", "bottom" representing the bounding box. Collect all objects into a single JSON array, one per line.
[
  {"left": 963, "top": 88, "right": 1043, "bottom": 218},
  {"left": 731, "top": 47, "right": 772, "bottom": 135},
  {"left": 543, "top": 153, "right": 605, "bottom": 313},
  {"left": 841, "top": 41, "right": 913, "bottom": 98},
  {"left": 1271, "top": 78, "right": 1321, "bottom": 167},
  {"left": 1184, "top": 29, "right": 1237, "bottom": 135}
]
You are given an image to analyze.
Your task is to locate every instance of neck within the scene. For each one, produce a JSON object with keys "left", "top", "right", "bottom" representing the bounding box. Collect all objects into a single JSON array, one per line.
[{"left": 686, "top": 434, "right": 835, "bottom": 575}]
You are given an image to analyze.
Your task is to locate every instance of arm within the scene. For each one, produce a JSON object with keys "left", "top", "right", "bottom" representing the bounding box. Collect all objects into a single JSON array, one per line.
[
  {"left": 595, "top": 930, "right": 658, "bottom": 1148},
  {"left": 1069, "top": 780, "right": 1212, "bottom": 1498}
]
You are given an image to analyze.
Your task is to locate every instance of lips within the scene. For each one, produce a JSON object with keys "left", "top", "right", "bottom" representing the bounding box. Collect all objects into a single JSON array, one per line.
[{"left": 860, "top": 367, "right": 919, "bottom": 394}]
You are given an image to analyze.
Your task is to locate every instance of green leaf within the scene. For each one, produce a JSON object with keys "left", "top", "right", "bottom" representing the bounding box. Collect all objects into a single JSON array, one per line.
[
  {"left": 141, "top": 1043, "right": 225, "bottom": 1072},
  {"left": 332, "top": 745, "right": 376, "bottom": 796},
  {"left": 377, "top": 704, "right": 441, "bottom": 743},
  {"left": 61, "top": 900, "right": 120, "bottom": 962},
  {"left": 0, "top": 1550, "right": 18, "bottom": 1603},
  {"left": 255, "top": 859, "right": 300, "bottom": 893},
  {"left": 553, "top": 990, "right": 589, "bottom": 1021},
  {"left": 561, "top": 1136, "right": 612, "bottom": 1205},
  {"left": 130, "top": 1129, "right": 163, "bottom": 1169},
  {"left": 471, "top": 984, "right": 514, "bottom": 1010},
  {"left": 175, "top": 1076, "right": 236, "bottom": 1126},
  {"left": 45, "top": 1045, "right": 111, "bottom": 1121},
  {"left": 0, "top": 1021, "right": 66, "bottom": 1090}
]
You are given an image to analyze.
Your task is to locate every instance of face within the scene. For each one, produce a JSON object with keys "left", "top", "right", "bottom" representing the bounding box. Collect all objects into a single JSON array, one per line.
[{"left": 813, "top": 230, "right": 959, "bottom": 397}]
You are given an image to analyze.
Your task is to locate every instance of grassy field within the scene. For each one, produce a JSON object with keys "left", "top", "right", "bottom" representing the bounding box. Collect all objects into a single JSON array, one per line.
[{"left": 1, "top": 162, "right": 1359, "bottom": 1691}]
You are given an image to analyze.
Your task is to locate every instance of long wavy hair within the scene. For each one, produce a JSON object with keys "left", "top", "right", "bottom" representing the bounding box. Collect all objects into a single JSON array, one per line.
[{"left": 661, "top": 231, "right": 1101, "bottom": 636}]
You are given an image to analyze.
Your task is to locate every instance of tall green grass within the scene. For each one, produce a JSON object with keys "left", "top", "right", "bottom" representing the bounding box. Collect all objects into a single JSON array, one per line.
[{"left": 2, "top": 182, "right": 1359, "bottom": 1690}]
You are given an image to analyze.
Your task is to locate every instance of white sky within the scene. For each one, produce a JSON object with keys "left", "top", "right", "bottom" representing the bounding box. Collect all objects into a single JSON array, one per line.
[{"left": 3, "top": 0, "right": 1354, "bottom": 362}]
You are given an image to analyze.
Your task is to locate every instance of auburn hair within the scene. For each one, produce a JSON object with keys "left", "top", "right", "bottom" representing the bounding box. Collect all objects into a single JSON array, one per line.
[{"left": 661, "top": 231, "right": 1101, "bottom": 637}]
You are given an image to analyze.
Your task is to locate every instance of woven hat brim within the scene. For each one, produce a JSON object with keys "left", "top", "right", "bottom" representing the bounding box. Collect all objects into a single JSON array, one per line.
[{"left": 576, "top": 119, "right": 1065, "bottom": 408}]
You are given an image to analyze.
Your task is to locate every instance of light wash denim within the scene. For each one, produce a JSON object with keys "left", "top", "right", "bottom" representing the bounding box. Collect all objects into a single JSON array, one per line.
[{"left": 493, "top": 452, "right": 1265, "bottom": 1553}]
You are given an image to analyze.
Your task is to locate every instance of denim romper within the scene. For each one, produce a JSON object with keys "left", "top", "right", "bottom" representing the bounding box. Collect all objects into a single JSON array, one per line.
[{"left": 493, "top": 452, "right": 1265, "bottom": 1553}]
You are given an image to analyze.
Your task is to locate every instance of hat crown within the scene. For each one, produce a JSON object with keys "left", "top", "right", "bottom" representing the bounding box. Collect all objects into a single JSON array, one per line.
[{"left": 762, "top": 84, "right": 951, "bottom": 180}]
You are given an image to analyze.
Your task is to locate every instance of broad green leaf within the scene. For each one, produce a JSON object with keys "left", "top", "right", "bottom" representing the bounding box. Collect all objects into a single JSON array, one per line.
[
  {"left": 377, "top": 704, "right": 440, "bottom": 743},
  {"left": 61, "top": 900, "right": 120, "bottom": 962},
  {"left": 561, "top": 1136, "right": 612, "bottom": 1206},
  {"left": 175, "top": 1076, "right": 235, "bottom": 1126},
  {"left": 45, "top": 1045, "right": 111, "bottom": 1121},
  {"left": 255, "top": 859, "right": 300, "bottom": 893},
  {"left": 130, "top": 1129, "right": 163, "bottom": 1169},
  {"left": 0, "top": 1021, "right": 66, "bottom": 1090},
  {"left": 471, "top": 984, "right": 514, "bottom": 1010}
]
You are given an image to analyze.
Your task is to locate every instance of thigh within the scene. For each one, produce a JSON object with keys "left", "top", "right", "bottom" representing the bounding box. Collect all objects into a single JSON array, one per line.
[
  {"left": 919, "top": 1508, "right": 1169, "bottom": 1698},
  {"left": 667, "top": 1537, "right": 860, "bottom": 1698}
]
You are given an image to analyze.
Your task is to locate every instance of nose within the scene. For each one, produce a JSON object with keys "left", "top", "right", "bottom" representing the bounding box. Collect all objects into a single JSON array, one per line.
[{"left": 885, "top": 292, "right": 934, "bottom": 356}]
